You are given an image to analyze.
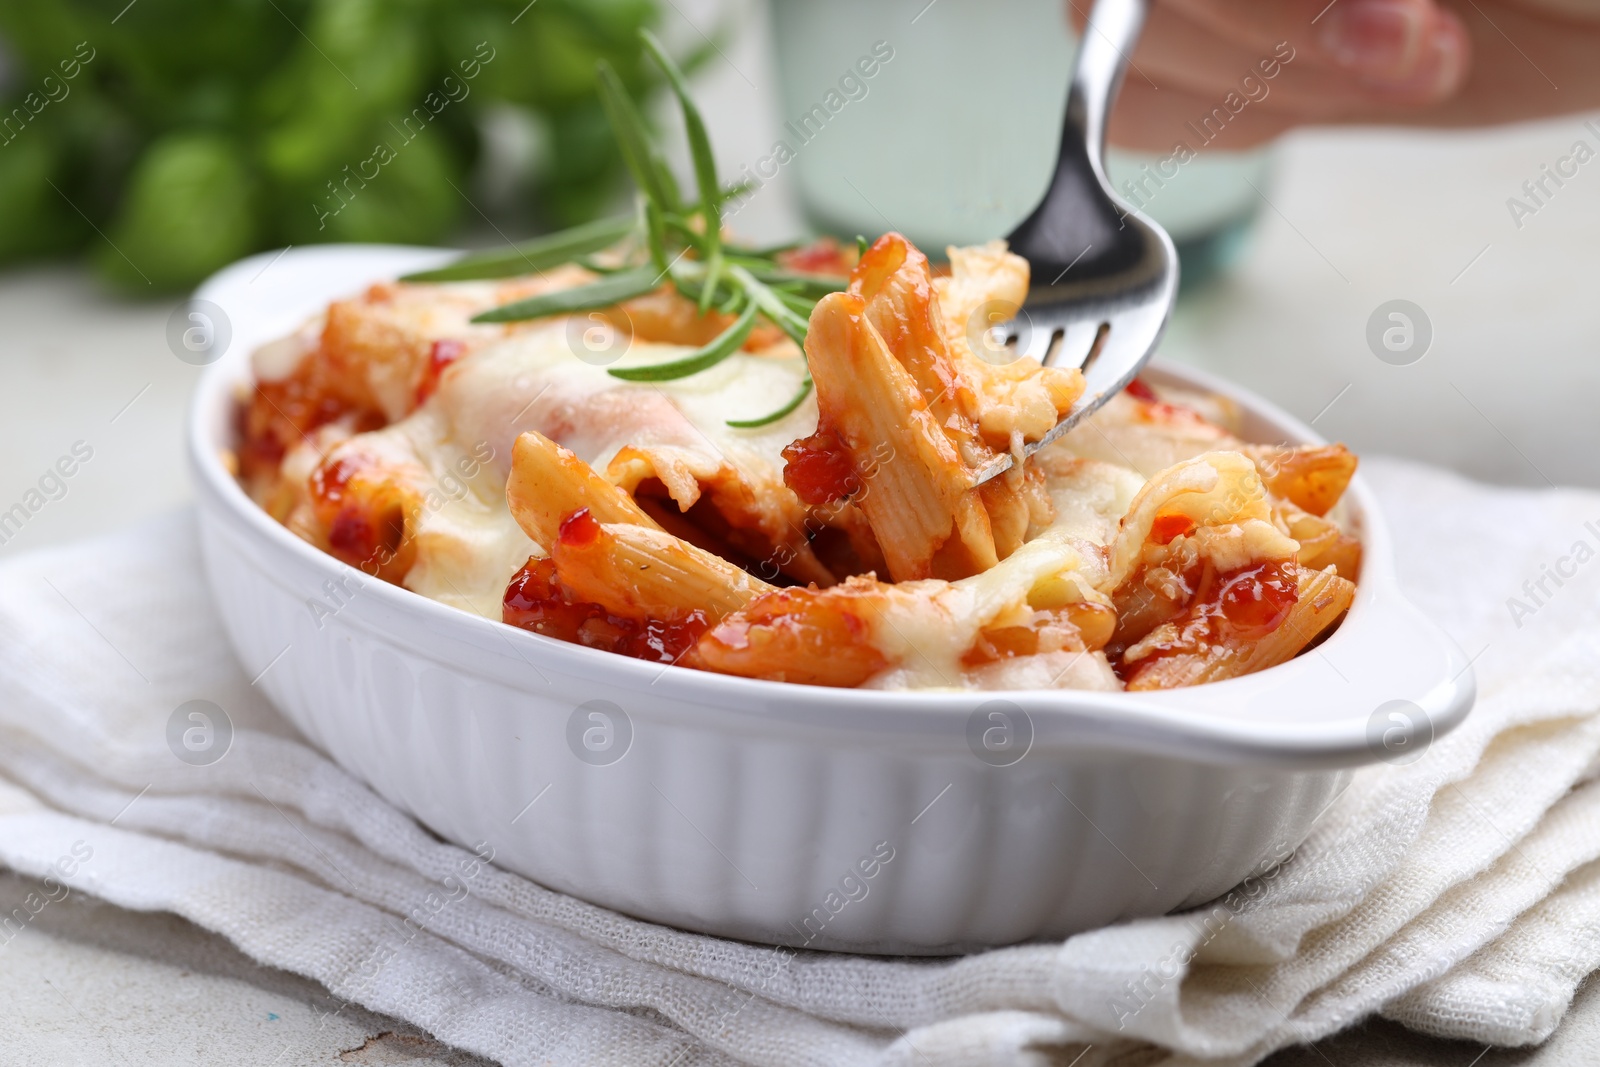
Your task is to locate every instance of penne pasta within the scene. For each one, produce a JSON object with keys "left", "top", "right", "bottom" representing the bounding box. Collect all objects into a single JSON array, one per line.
[
  {"left": 551, "top": 510, "right": 771, "bottom": 621},
  {"left": 603, "top": 286, "right": 791, "bottom": 353},
  {"left": 1248, "top": 444, "right": 1358, "bottom": 517},
  {"left": 1122, "top": 565, "right": 1355, "bottom": 690},
  {"left": 506, "top": 430, "right": 660, "bottom": 550},
  {"left": 695, "top": 578, "right": 893, "bottom": 687},
  {"left": 850, "top": 234, "right": 983, "bottom": 462},
  {"left": 932, "top": 239, "right": 1085, "bottom": 446},
  {"left": 308, "top": 449, "right": 424, "bottom": 582},
  {"left": 799, "top": 291, "right": 992, "bottom": 581},
  {"left": 1279, "top": 502, "right": 1363, "bottom": 579}
]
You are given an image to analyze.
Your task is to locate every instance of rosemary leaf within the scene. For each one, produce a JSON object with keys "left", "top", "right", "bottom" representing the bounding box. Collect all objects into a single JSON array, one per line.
[
  {"left": 608, "top": 300, "right": 758, "bottom": 382},
  {"left": 640, "top": 30, "right": 723, "bottom": 301},
  {"left": 399, "top": 215, "right": 636, "bottom": 283},
  {"left": 727, "top": 375, "right": 813, "bottom": 428},
  {"left": 741, "top": 239, "right": 802, "bottom": 258},
  {"left": 735, "top": 266, "right": 848, "bottom": 295},
  {"left": 644, "top": 200, "right": 670, "bottom": 277},
  {"left": 698, "top": 250, "right": 723, "bottom": 315},
  {"left": 471, "top": 265, "right": 662, "bottom": 324},
  {"left": 730, "top": 264, "right": 808, "bottom": 346},
  {"left": 595, "top": 60, "right": 680, "bottom": 212},
  {"left": 772, "top": 288, "right": 817, "bottom": 317}
]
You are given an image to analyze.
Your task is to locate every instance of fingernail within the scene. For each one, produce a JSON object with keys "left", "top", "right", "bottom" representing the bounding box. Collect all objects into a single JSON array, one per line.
[
  {"left": 1318, "top": 0, "right": 1427, "bottom": 76},
  {"left": 1369, "top": 18, "right": 1470, "bottom": 99},
  {"left": 1428, "top": 22, "right": 1469, "bottom": 96}
]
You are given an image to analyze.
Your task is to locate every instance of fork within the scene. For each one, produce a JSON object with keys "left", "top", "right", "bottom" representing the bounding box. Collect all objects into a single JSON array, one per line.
[{"left": 973, "top": 0, "right": 1178, "bottom": 485}]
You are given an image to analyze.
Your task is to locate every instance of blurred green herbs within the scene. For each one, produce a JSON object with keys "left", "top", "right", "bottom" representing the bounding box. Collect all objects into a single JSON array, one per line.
[{"left": 0, "top": 0, "right": 708, "bottom": 291}]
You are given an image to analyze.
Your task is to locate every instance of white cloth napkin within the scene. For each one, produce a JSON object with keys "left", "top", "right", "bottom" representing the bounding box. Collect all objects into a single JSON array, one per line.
[{"left": 2, "top": 456, "right": 1598, "bottom": 1067}]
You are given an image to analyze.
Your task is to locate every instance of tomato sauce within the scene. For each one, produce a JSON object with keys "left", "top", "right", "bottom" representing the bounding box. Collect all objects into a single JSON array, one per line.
[
  {"left": 782, "top": 430, "right": 859, "bottom": 505},
  {"left": 309, "top": 454, "right": 405, "bottom": 569},
  {"left": 1149, "top": 512, "right": 1197, "bottom": 545},
  {"left": 1217, "top": 560, "right": 1299, "bottom": 637},
  {"left": 557, "top": 506, "right": 602, "bottom": 548},
  {"left": 1123, "top": 377, "right": 1159, "bottom": 402},
  {"left": 1116, "top": 559, "right": 1299, "bottom": 680},
  {"left": 413, "top": 339, "right": 466, "bottom": 406},
  {"left": 777, "top": 237, "right": 855, "bottom": 276},
  {"left": 503, "top": 556, "right": 709, "bottom": 664}
]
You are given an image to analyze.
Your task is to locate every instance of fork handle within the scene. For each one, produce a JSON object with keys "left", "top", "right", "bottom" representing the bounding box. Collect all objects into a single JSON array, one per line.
[
  {"left": 1065, "top": 0, "right": 1149, "bottom": 183},
  {"left": 1005, "top": 0, "right": 1150, "bottom": 274}
]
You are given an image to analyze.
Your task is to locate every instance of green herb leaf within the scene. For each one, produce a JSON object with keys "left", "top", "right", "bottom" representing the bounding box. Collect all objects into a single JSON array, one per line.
[
  {"left": 639, "top": 30, "right": 724, "bottom": 313},
  {"left": 735, "top": 266, "right": 848, "bottom": 296},
  {"left": 608, "top": 299, "right": 758, "bottom": 382},
  {"left": 643, "top": 199, "right": 671, "bottom": 277},
  {"left": 399, "top": 215, "right": 637, "bottom": 283},
  {"left": 595, "top": 60, "right": 680, "bottom": 212},
  {"left": 698, "top": 251, "right": 723, "bottom": 315},
  {"left": 471, "top": 265, "right": 662, "bottom": 324},
  {"left": 729, "top": 264, "right": 809, "bottom": 346},
  {"left": 727, "top": 375, "right": 813, "bottom": 428},
  {"left": 741, "top": 239, "right": 802, "bottom": 259}
]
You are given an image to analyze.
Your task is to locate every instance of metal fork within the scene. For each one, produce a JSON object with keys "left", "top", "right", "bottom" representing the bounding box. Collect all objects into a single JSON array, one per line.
[{"left": 973, "top": 0, "right": 1177, "bottom": 485}]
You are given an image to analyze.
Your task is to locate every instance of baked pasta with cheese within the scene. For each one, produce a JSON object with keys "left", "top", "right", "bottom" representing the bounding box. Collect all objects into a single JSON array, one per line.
[{"left": 235, "top": 232, "right": 1359, "bottom": 692}]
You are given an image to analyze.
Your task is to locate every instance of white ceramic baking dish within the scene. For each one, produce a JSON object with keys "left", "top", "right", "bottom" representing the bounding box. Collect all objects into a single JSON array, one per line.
[{"left": 187, "top": 245, "right": 1474, "bottom": 954}]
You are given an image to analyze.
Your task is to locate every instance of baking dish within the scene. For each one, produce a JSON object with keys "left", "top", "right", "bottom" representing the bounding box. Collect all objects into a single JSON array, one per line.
[{"left": 188, "top": 244, "right": 1475, "bottom": 954}]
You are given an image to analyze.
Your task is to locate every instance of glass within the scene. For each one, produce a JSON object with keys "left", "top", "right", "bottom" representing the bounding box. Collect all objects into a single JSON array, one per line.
[{"left": 768, "top": 0, "right": 1270, "bottom": 285}]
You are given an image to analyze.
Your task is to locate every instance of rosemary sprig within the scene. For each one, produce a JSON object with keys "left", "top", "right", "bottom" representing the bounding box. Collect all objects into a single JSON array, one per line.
[
  {"left": 399, "top": 214, "right": 636, "bottom": 283},
  {"left": 639, "top": 30, "right": 724, "bottom": 316},
  {"left": 472, "top": 265, "right": 662, "bottom": 323},
  {"left": 454, "top": 31, "right": 845, "bottom": 427},
  {"left": 607, "top": 299, "right": 758, "bottom": 382},
  {"left": 594, "top": 59, "right": 680, "bottom": 213},
  {"left": 727, "top": 376, "right": 813, "bottom": 428}
]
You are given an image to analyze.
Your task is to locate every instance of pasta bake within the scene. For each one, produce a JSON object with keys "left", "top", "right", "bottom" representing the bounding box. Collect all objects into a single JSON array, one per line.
[{"left": 235, "top": 232, "right": 1360, "bottom": 692}]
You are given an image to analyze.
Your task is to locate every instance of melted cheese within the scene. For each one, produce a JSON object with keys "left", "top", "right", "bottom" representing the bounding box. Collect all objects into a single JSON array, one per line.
[
  {"left": 864, "top": 530, "right": 1111, "bottom": 690},
  {"left": 254, "top": 254, "right": 1350, "bottom": 690},
  {"left": 301, "top": 317, "right": 815, "bottom": 618},
  {"left": 436, "top": 319, "right": 813, "bottom": 493}
]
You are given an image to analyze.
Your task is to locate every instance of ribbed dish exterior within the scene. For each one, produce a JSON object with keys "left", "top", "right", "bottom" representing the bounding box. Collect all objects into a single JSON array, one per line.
[{"left": 198, "top": 500, "right": 1347, "bottom": 954}]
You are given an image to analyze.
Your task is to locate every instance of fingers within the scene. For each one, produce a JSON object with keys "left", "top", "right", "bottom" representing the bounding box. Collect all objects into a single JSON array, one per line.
[
  {"left": 1130, "top": 0, "right": 1470, "bottom": 101},
  {"left": 1305, "top": 0, "right": 1471, "bottom": 100},
  {"left": 1066, "top": 0, "right": 1472, "bottom": 148},
  {"left": 1132, "top": 11, "right": 1372, "bottom": 115},
  {"left": 1162, "top": 0, "right": 1458, "bottom": 86},
  {"left": 1109, "top": 77, "right": 1301, "bottom": 151}
]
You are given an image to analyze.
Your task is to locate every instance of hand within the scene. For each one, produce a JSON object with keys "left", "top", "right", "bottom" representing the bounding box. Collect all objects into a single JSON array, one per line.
[{"left": 1073, "top": 0, "right": 1600, "bottom": 150}]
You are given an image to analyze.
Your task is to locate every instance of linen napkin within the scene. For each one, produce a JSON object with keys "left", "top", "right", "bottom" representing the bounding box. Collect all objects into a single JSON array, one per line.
[{"left": 1, "top": 455, "right": 1598, "bottom": 1067}]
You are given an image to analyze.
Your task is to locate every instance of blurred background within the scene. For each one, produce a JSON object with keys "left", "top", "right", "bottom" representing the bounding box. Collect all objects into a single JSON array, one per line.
[
  {"left": 0, "top": 0, "right": 1597, "bottom": 554},
  {"left": 0, "top": 0, "right": 1267, "bottom": 291},
  {"left": 0, "top": 0, "right": 709, "bottom": 289}
]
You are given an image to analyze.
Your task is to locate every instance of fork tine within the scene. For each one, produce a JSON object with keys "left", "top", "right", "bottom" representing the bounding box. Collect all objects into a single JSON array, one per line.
[
  {"left": 1011, "top": 315, "right": 1056, "bottom": 364},
  {"left": 1049, "top": 319, "right": 1105, "bottom": 370},
  {"left": 1082, "top": 304, "right": 1162, "bottom": 397}
]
